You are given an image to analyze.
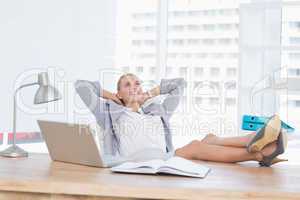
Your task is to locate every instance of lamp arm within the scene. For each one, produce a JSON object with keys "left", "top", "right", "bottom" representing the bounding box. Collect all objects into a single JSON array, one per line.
[{"left": 12, "top": 82, "right": 38, "bottom": 146}]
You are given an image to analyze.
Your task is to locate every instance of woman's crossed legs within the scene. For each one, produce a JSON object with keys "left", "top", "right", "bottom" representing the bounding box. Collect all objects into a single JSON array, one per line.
[{"left": 175, "top": 133, "right": 277, "bottom": 163}]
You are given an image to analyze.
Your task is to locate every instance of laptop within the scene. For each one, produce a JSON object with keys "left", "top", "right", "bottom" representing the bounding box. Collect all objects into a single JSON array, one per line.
[{"left": 37, "top": 120, "right": 124, "bottom": 168}]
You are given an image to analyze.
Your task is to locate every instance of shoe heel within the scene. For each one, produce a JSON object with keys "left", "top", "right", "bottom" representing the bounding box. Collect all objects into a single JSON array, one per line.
[
  {"left": 271, "top": 158, "right": 288, "bottom": 165},
  {"left": 259, "top": 157, "right": 288, "bottom": 167},
  {"left": 258, "top": 131, "right": 288, "bottom": 167}
]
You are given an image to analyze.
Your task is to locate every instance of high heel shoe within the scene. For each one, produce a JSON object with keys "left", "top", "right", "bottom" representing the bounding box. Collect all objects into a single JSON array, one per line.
[
  {"left": 247, "top": 115, "right": 281, "bottom": 153},
  {"left": 259, "top": 157, "right": 288, "bottom": 166},
  {"left": 258, "top": 131, "right": 288, "bottom": 167}
]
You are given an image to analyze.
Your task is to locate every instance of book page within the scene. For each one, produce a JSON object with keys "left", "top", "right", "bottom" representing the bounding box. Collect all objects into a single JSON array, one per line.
[
  {"left": 111, "top": 159, "right": 165, "bottom": 171},
  {"left": 160, "top": 156, "right": 210, "bottom": 177},
  {"left": 157, "top": 168, "right": 207, "bottom": 178},
  {"left": 111, "top": 167, "right": 158, "bottom": 175}
]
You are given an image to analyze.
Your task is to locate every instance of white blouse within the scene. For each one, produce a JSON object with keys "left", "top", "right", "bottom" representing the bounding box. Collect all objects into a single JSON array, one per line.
[{"left": 113, "top": 107, "right": 167, "bottom": 157}]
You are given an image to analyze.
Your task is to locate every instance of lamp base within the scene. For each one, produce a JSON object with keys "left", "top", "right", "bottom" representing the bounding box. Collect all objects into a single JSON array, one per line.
[{"left": 0, "top": 145, "right": 28, "bottom": 158}]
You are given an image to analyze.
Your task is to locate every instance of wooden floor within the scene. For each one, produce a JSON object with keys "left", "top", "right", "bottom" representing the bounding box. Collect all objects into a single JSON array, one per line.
[{"left": 0, "top": 149, "right": 300, "bottom": 200}]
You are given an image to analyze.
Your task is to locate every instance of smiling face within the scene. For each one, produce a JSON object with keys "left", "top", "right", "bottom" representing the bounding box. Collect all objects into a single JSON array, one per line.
[{"left": 117, "top": 73, "right": 144, "bottom": 105}]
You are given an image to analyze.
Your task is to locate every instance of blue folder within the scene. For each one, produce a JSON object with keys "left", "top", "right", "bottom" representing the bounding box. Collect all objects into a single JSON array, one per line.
[{"left": 242, "top": 115, "right": 295, "bottom": 133}]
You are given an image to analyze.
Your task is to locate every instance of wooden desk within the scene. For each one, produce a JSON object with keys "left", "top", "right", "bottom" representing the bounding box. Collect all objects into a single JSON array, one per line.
[{"left": 0, "top": 153, "right": 300, "bottom": 200}]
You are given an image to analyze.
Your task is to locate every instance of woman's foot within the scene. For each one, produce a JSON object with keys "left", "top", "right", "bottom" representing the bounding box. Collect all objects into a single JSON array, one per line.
[{"left": 255, "top": 141, "right": 277, "bottom": 162}]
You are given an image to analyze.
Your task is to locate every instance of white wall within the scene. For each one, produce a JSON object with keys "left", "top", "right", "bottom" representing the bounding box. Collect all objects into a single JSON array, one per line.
[{"left": 0, "top": 0, "right": 117, "bottom": 132}]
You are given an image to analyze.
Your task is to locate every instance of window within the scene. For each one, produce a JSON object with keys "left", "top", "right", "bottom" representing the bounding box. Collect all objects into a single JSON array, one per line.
[
  {"left": 122, "top": 66, "right": 130, "bottom": 73},
  {"left": 288, "top": 68, "right": 300, "bottom": 76},
  {"left": 116, "top": 0, "right": 239, "bottom": 146},
  {"left": 194, "top": 67, "right": 204, "bottom": 76},
  {"left": 136, "top": 66, "right": 143, "bottom": 73},
  {"left": 169, "top": 25, "right": 184, "bottom": 32},
  {"left": 218, "top": 24, "right": 234, "bottom": 31},
  {"left": 150, "top": 66, "right": 156, "bottom": 75},
  {"left": 187, "top": 39, "right": 201, "bottom": 46},
  {"left": 210, "top": 97, "right": 220, "bottom": 105},
  {"left": 289, "top": 37, "right": 300, "bottom": 45},
  {"left": 166, "top": 0, "right": 239, "bottom": 145},
  {"left": 169, "top": 39, "right": 184, "bottom": 46},
  {"left": 202, "top": 39, "right": 216, "bottom": 45},
  {"left": 115, "top": 0, "right": 158, "bottom": 83},
  {"left": 227, "top": 67, "right": 237, "bottom": 77},
  {"left": 225, "top": 81, "right": 237, "bottom": 90},
  {"left": 179, "top": 67, "right": 188, "bottom": 76},
  {"left": 210, "top": 67, "right": 220, "bottom": 77},
  {"left": 280, "top": 1, "right": 300, "bottom": 133},
  {"left": 226, "top": 97, "right": 236, "bottom": 106},
  {"left": 187, "top": 24, "right": 201, "bottom": 31}
]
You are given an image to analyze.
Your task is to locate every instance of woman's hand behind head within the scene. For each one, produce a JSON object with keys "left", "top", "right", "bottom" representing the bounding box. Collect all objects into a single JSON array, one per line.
[{"left": 112, "top": 93, "right": 124, "bottom": 105}]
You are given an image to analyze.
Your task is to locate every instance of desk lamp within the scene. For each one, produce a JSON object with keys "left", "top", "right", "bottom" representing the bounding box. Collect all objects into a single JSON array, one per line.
[{"left": 0, "top": 72, "right": 62, "bottom": 158}]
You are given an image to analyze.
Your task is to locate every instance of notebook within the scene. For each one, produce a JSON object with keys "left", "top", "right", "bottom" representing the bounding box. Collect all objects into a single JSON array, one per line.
[{"left": 111, "top": 156, "right": 210, "bottom": 178}]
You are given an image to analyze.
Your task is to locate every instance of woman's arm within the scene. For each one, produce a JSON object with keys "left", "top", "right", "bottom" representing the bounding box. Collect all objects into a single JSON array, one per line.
[
  {"left": 141, "top": 78, "right": 187, "bottom": 118},
  {"left": 148, "top": 86, "right": 160, "bottom": 97},
  {"left": 74, "top": 80, "right": 108, "bottom": 127},
  {"left": 102, "top": 89, "right": 123, "bottom": 105},
  {"left": 159, "top": 78, "right": 187, "bottom": 119},
  {"left": 75, "top": 80, "right": 125, "bottom": 126},
  {"left": 139, "top": 86, "right": 160, "bottom": 104}
]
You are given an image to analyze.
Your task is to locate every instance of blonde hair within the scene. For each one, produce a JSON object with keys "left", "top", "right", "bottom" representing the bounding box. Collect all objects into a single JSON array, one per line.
[{"left": 117, "top": 73, "right": 139, "bottom": 91}]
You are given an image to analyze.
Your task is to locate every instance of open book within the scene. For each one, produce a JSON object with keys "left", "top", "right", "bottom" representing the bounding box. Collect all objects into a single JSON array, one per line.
[{"left": 111, "top": 156, "right": 210, "bottom": 178}]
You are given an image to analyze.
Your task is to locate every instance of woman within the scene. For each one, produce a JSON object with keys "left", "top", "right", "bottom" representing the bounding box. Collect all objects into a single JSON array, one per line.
[{"left": 75, "top": 73, "right": 287, "bottom": 167}]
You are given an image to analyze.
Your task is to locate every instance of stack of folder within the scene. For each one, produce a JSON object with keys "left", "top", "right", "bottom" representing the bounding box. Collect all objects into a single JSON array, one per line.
[{"left": 242, "top": 115, "right": 295, "bottom": 133}]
